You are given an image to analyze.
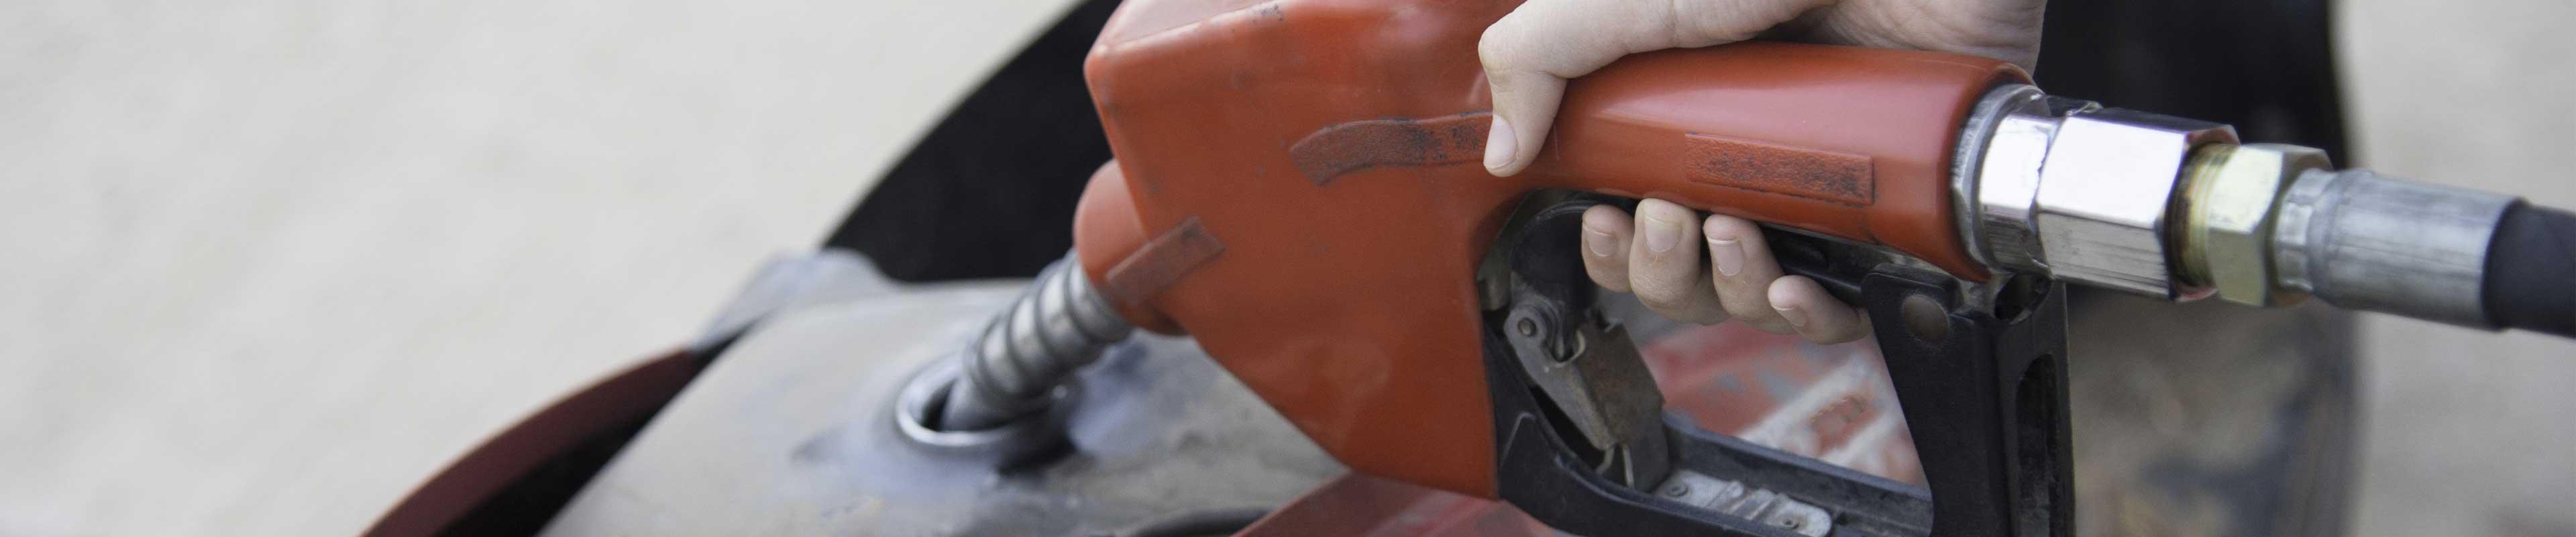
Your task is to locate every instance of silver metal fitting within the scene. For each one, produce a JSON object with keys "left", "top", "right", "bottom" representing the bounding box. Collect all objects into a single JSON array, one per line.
[
  {"left": 2175, "top": 144, "right": 2332, "bottom": 307},
  {"left": 2273, "top": 168, "right": 2514, "bottom": 327},
  {"left": 1957, "top": 85, "right": 2096, "bottom": 273},
  {"left": 2033, "top": 109, "right": 2238, "bottom": 299},
  {"left": 1958, "top": 84, "right": 2239, "bottom": 299},
  {"left": 1960, "top": 84, "right": 2526, "bottom": 325}
]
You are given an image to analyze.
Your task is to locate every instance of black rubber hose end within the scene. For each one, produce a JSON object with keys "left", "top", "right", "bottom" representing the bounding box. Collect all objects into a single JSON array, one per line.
[{"left": 2481, "top": 202, "right": 2576, "bottom": 338}]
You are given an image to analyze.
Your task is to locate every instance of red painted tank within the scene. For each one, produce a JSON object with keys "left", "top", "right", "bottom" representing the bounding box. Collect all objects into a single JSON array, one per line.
[{"left": 1076, "top": 0, "right": 2025, "bottom": 497}]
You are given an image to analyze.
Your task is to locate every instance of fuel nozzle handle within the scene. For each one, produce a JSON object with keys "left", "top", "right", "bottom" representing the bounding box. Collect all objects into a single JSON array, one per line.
[{"left": 1960, "top": 83, "right": 2576, "bottom": 338}]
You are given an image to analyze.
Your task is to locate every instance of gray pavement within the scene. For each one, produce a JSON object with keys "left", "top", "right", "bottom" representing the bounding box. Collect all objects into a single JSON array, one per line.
[{"left": 1, "top": 0, "right": 2570, "bottom": 535}]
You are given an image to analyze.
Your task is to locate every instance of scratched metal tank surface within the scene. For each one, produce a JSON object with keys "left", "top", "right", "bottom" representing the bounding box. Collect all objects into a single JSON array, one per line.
[{"left": 537, "top": 276, "right": 1342, "bottom": 535}]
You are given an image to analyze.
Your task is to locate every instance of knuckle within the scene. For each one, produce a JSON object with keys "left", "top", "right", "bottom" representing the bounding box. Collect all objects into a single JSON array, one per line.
[
  {"left": 1721, "top": 296, "right": 1776, "bottom": 322},
  {"left": 1636, "top": 198, "right": 1686, "bottom": 216},
  {"left": 1477, "top": 19, "right": 1527, "bottom": 71},
  {"left": 1580, "top": 246, "right": 1618, "bottom": 268},
  {"left": 1678, "top": 306, "right": 1730, "bottom": 325},
  {"left": 1770, "top": 275, "right": 1818, "bottom": 302},
  {"left": 1709, "top": 265, "right": 1759, "bottom": 289},
  {"left": 1742, "top": 317, "right": 1798, "bottom": 335},
  {"left": 1584, "top": 262, "right": 1627, "bottom": 289},
  {"left": 1632, "top": 280, "right": 1699, "bottom": 310},
  {"left": 1633, "top": 255, "right": 1691, "bottom": 281},
  {"left": 1630, "top": 278, "right": 1677, "bottom": 301},
  {"left": 1638, "top": 292, "right": 1692, "bottom": 314},
  {"left": 1581, "top": 206, "right": 1631, "bottom": 234}
]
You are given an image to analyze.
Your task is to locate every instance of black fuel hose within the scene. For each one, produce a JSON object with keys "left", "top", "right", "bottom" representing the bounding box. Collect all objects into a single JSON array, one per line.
[{"left": 2482, "top": 202, "right": 2576, "bottom": 338}]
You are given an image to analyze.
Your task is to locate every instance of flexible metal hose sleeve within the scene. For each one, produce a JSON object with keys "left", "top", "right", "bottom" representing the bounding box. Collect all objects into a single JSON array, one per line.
[
  {"left": 2483, "top": 203, "right": 2576, "bottom": 337},
  {"left": 939, "top": 254, "right": 1135, "bottom": 431}
]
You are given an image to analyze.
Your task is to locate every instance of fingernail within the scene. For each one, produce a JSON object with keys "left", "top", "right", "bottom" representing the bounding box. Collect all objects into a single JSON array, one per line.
[
  {"left": 1582, "top": 228, "right": 1615, "bottom": 258},
  {"left": 1774, "top": 303, "right": 1811, "bottom": 328},
  {"left": 1709, "top": 238, "right": 1744, "bottom": 276},
  {"left": 1483, "top": 116, "right": 1516, "bottom": 173},
  {"left": 1641, "top": 214, "right": 1680, "bottom": 253}
]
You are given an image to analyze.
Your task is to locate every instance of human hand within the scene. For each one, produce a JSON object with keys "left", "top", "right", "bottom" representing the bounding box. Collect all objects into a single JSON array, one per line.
[
  {"left": 1578, "top": 200, "right": 1871, "bottom": 342},
  {"left": 1479, "top": 0, "right": 2043, "bottom": 177},
  {"left": 1484, "top": 0, "right": 2042, "bottom": 343}
]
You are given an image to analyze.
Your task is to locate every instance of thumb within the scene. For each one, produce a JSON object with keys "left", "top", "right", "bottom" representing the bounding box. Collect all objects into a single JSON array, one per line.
[
  {"left": 1480, "top": 66, "right": 1564, "bottom": 177},
  {"left": 1477, "top": 1, "right": 1601, "bottom": 177},
  {"left": 1477, "top": 0, "right": 1837, "bottom": 177}
]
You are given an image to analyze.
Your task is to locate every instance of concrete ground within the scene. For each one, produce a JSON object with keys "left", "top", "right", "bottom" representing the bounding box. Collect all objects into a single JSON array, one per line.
[{"left": 0, "top": 0, "right": 2569, "bottom": 535}]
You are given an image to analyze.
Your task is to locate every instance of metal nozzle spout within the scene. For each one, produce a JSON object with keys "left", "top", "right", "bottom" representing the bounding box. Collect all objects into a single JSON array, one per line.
[{"left": 934, "top": 253, "right": 1135, "bottom": 433}]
